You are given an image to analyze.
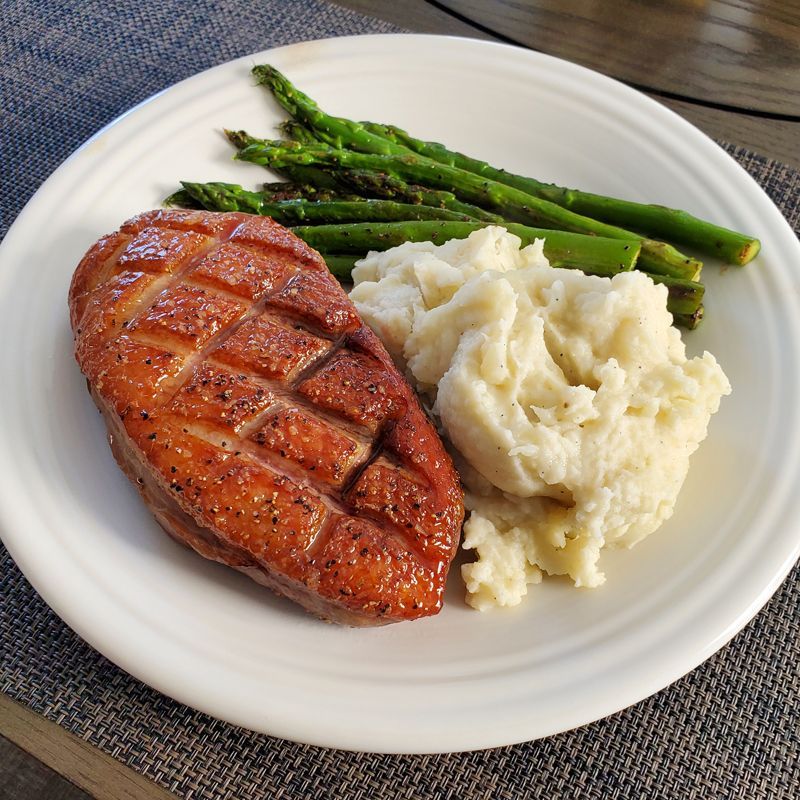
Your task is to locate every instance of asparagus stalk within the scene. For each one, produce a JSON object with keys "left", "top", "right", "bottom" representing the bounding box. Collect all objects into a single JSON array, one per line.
[
  {"left": 316, "top": 252, "right": 702, "bottom": 328},
  {"left": 227, "top": 132, "right": 344, "bottom": 191},
  {"left": 164, "top": 188, "right": 202, "bottom": 209},
  {"left": 233, "top": 128, "right": 503, "bottom": 221},
  {"left": 263, "top": 168, "right": 502, "bottom": 221},
  {"left": 290, "top": 221, "right": 640, "bottom": 274},
  {"left": 320, "top": 254, "right": 361, "bottom": 278},
  {"left": 271, "top": 163, "right": 344, "bottom": 190},
  {"left": 252, "top": 64, "right": 757, "bottom": 266},
  {"left": 175, "top": 181, "right": 481, "bottom": 223},
  {"left": 253, "top": 65, "right": 407, "bottom": 156},
  {"left": 363, "top": 122, "right": 760, "bottom": 266},
  {"left": 260, "top": 177, "right": 498, "bottom": 223},
  {"left": 230, "top": 133, "right": 700, "bottom": 280},
  {"left": 336, "top": 169, "right": 504, "bottom": 222},
  {"left": 165, "top": 182, "right": 699, "bottom": 327},
  {"left": 647, "top": 272, "right": 705, "bottom": 317},
  {"left": 172, "top": 171, "right": 499, "bottom": 224},
  {"left": 673, "top": 306, "right": 703, "bottom": 330},
  {"left": 260, "top": 181, "right": 359, "bottom": 202},
  {"left": 278, "top": 119, "right": 326, "bottom": 146}
]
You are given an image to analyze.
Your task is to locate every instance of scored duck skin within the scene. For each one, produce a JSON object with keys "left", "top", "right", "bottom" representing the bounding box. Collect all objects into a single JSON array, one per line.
[{"left": 69, "top": 210, "right": 464, "bottom": 625}]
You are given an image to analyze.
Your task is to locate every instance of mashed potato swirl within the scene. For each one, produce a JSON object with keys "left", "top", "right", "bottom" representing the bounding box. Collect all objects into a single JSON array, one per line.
[{"left": 350, "top": 227, "right": 731, "bottom": 610}]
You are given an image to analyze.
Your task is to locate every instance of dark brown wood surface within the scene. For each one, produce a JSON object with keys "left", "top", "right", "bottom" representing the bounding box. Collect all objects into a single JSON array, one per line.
[
  {"left": 0, "top": 695, "right": 177, "bottom": 800},
  {"left": 433, "top": 0, "right": 800, "bottom": 116},
  {"left": 337, "top": 0, "right": 799, "bottom": 168},
  {"left": 0, "top": 736, "right": 91, "bottom": 800}
]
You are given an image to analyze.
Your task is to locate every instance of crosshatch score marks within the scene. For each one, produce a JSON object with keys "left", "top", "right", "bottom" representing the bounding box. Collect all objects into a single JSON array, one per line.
[{"left": 68, "top": 209, "right": 464, "bottom": 625}]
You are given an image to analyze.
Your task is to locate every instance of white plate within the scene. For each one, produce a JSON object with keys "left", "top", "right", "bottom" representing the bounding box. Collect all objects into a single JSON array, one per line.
[{"left": 1, "top": 34, "right": 799, "bottom": 754}]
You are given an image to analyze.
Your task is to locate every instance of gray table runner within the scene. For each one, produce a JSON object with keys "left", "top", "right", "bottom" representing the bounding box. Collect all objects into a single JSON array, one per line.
[{"left": 2, "top": 1, "right": 799, "bottom": 797}]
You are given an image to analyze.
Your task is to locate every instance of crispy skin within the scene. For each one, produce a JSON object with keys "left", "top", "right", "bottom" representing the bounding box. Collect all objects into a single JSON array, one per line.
[{"left": 69, "top": 210, "right": 464, "bottom": 625}]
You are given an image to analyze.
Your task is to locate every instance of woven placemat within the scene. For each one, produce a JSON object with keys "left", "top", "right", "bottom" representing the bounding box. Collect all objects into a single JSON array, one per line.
[{"left": 2, "top": 1, "right": 799, "bottom": 798}]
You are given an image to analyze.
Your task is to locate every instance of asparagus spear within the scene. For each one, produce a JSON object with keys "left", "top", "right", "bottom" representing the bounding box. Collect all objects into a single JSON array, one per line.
[
  {"left": 175, "top": 181, "right": 481, "bottom": 223},
  {"left": 253, "top": 65, "right": 407, "bottom": 156},
  {"left": 363, "top": 122, "right": 760, "bottom": 266},
  {"left": 253, "top": 64, "right": 757, "bottom": 266},
  {"left": 260, "top": 168, "right": 503, "bottom": 220},
  {"left": 336, "top": 169, "right": 504, "bottom": 222},
  {"left": 674, "top": 306, "right": 703, "bottom": 330},
  {"left": 646, "top": 272, "right": 705, "bottom": 316},
  {"left": 230, "top": 134, "right": 700, "bottom": 280},
  {"left": 260, "top": 181, "right": 359, "bottom": 202},
  {"left": 228, "top": 132, "right": 340, "bottom": 191},
  {"left": 278, "top": 119, "right": 326, "bottom": 146},
  {"left": 316, "top": 253, "right": 703, "bottom": 329},
  {"left": 320, "top": 254, "right": 361, "bottom": 278},
  {"left": 166, "top": 183, "right": 698, "bottom": 327},
  {"left": 172, "top": 170, "right": 499, "bottom": 223},
  {"left": 164, "top": 188, "right": 202, "bottom": 209},
  {"left": 290, "top": 221, "right": 640, "bottom": 274},
  {"left": 234, "top": 128, "right": 504, "bottom": 221},
  {"left": 270, "top": 163, "right": 344, "bottom": 190}
]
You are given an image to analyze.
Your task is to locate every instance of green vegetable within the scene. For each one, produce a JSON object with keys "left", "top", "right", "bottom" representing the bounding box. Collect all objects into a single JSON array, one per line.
[
  {"left": 362, "top": 122, "right": 761, "bottom": 265},
  {"left": 259, "top": 181, "right": 359, "bottom": 202},
  {"left": 309, "top": 251, "right": 703, "bottom": 329},
  {"left": 363, "top": 122, "right": 760, "bottom": 266},
  {"left": 671, "top": 306, "right": 704, "bottom": 330},
  {"left": 254, "top": 63, "right": 757, "bottom": 267},
  {"left": 253, "top": 65, "right": 407, "bottom": 156},
  {"left": 164, "top": 192, "right": 700, "bottom": 328},
  {"left": 177, "top": 181, "right": 479, "bottom": 223},
  {"left": 333, "top": 169, "right": 503, "bottom": 221},
  {"left": 290, "top": 220, "right": 640, "bottom": 275},
  {"left": 319, "top": 253, "right": 361, "bottom": 278},
  {"left": 230, "top": 132, "right": 701, "bottom": 280},
  {"left": 646, "top": 272, "right": 705, "bottom": 317},
  {"left": 164, "top": 188, "right": 201, "bottom": 209},
  {"left": 234, "top": 128, "right": 502, "bottom": 221}
]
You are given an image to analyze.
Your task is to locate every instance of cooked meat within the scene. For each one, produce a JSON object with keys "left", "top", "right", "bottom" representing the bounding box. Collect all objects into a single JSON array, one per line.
[{"left": 69, "top": 210, "right": 464, "bottom": 625}]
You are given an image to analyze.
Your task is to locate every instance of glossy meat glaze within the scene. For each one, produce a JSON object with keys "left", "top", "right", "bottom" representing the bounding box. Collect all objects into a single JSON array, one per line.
[{"left": 69, "top": 210, "right": 464, "bottom": 625}]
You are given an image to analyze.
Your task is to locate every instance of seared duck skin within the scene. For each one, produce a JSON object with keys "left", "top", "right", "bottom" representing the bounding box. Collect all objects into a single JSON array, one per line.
[{"left": 69, "top": 209, "right": 464, "bottom": 625}]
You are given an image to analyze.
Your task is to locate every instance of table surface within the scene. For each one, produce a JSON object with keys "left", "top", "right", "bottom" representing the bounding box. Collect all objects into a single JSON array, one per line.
[
  {"left": 436, "top": 0, "right": 800, "bottom": 117},
  {"left": 1, "top": 1, "right": 798, "bottom": 799}
]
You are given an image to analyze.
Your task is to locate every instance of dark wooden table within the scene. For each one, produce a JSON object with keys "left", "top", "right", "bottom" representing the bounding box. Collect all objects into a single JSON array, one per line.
[
  {"left": 340, "top": 0, "right": 799, "bottom": 167},
  {"left": 435, "top": 0, "right": 800, "bottom": 116},
  {"left": 2, "top": 2, "right": 798, "bottom": 799}
]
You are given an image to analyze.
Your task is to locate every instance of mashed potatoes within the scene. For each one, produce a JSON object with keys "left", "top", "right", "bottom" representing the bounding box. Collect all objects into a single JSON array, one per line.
[{"left": 350, "top": 227, "right": 731, "bottom": 610}]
